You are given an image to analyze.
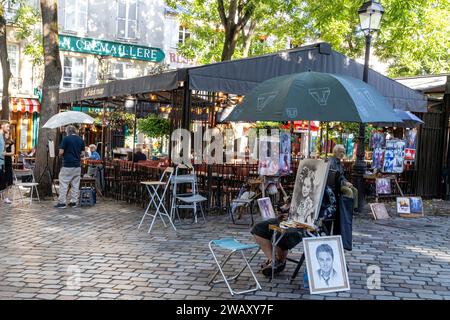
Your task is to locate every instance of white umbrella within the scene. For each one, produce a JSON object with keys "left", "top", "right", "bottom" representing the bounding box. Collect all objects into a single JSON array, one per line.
[{"left": 42, "top": 111, "right": 95, "bottom": 129}]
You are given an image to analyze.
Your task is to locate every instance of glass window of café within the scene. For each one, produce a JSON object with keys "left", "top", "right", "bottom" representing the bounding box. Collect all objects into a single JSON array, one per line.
[{"left": 62, "top": 56, "right": 86, "bottom": 89}]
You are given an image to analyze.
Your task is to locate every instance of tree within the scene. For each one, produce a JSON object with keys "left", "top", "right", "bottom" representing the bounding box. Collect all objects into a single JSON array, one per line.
[
  {"left": 289, "top": 0, "right": 450, "bottom": 77},
  {"left": 34, "top": 0, "right": 61, "bottom": 196},
  {"left": 0, "top": 1, "right": 12, "bottom": 120},
  {"left": 167, "top": 0, "right": 301, "bottom": 63}
]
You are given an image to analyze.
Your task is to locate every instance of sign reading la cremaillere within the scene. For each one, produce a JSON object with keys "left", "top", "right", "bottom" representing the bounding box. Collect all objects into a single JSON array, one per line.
[{"left": 59, "top": 35, "right": 165, "bottom": 62}]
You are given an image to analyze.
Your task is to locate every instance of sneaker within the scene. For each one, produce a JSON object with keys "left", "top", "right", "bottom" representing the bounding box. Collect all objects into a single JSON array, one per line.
[
  {"left": 68, "top": 202, "right": 78, "bottom": 208},
  {"left": 4, "top": 198, "right": 12, "bottom": 204},
  {"left": 54, "top": 203, "right": 67, "bottom": 209}
]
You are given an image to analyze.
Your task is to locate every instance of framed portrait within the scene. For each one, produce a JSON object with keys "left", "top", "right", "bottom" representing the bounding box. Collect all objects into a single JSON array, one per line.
[
  {"left": 383, "top": 140, "right": 405, "bottom": 173},
  {"left": 257, "top": 197, "right": 276, "bottom": 220},
  {"left": 370, "top": 203, "right": 390, "bottom": 220},
  {"left": 405, "top": 148, "right": 415, "bottom": 161},
  {"left": 405, "top": 129, "right": 417, "bottom": 149},
  {"left": 375, "top": 178, "right": 391, "bottom": 195},
  {"left": 409, "top": 197, "right": 424, "bottom": 215},
  {"left": 396, "top": 197, "right": 411, "bottom": 214},
  {"left": 289, "top": 159, "right": 330, "bottom": 227},
  {"left": 303, "top": 236, "right": 350, "bottom": 294},
  {"left": 372, "top": 148, "right": 384, "bottom": 169}
]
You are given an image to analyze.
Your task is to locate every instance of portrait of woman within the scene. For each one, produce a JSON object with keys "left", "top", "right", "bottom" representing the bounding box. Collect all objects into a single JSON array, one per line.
[{"left": 290, "top": 159, "right": 330, "bottom": 226}]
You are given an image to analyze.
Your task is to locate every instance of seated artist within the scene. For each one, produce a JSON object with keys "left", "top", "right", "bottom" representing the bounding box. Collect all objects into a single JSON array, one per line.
[
  {"left": 251, "top": 186, "right": 336, "bottom": 277},
  {"left": 329, "top": 144, "right": 358, "bottom": 211}
]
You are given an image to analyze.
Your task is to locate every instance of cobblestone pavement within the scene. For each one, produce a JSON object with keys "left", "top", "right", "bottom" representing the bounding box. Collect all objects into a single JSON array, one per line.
[{"left": 0, "top": 198, "right": 450, "bottom": 300}]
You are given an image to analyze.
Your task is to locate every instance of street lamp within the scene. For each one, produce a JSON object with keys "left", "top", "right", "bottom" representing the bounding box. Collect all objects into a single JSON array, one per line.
[
  {"left": 353, "top": 0, "right": 384, "bottom": 213},
  {"left": 125, "top": 96, "right": 137, "bottom": 162}
]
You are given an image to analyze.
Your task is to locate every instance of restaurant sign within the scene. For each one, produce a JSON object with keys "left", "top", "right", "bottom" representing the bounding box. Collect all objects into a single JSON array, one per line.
[{"left": 59, "top": 35, "right": 165, "bottom": 62}]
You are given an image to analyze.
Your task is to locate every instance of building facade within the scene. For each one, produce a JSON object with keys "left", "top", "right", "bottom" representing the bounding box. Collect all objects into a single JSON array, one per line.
[{"left": 0, "top": 0, "right": 195, "bottom": 152}]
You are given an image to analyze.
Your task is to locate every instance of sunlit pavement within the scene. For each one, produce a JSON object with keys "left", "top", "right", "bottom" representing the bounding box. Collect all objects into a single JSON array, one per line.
[{"left": 0, "top": 199, "right": 449, "bottom": 300}]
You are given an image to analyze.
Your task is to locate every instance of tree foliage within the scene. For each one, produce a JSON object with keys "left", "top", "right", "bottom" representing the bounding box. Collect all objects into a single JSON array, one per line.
[{"left": 168, "top": 0, "right": 450, "bottom": 77}]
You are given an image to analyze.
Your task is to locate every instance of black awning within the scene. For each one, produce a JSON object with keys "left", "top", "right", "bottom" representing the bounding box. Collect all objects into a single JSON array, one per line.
[
  {"left": 188, "top": 43, "right": 427, "bottom": 112},
  {"left": 59, "top": 69, "right": 186, "bottom": 104}
]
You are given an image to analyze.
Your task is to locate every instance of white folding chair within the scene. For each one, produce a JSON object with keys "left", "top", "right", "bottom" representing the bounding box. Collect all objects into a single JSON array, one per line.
[
  {"left": 12, "top": 169, "right": 40, "bottom": 205},
  {"left": 139, "top": 167, "right": 176, "bottom": 234},
  {"left": 170, "top": 164, "right": 207, "bottom": 224}
]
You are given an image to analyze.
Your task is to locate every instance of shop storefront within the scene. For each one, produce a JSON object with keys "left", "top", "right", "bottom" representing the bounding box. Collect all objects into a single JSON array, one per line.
[{"left": 9, "top": 97, "right": 40, "bottom": 154}]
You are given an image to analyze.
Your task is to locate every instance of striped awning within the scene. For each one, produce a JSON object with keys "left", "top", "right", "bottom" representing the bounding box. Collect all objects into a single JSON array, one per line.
[{"left": 10, "top": 98, "right": 40, "bottom": 113}]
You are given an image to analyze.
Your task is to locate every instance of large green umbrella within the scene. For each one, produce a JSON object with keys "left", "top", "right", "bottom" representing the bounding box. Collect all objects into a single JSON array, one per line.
[{"left": 224, "top": 71, "right": 403, "bottom": 123}]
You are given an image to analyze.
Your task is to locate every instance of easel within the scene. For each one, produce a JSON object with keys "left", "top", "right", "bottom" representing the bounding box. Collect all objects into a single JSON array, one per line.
[{"left": 268, "top": 223, "right": 319, "bottom": 283}]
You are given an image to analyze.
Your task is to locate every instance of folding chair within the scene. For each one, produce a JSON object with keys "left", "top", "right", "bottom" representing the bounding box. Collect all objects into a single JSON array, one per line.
[
  {"left": 171, "top": 164, "right": 207, "bottom": 224},
  {"left": 139, "top": 167, "right": 176, "bottom": 234},
  {"left": 12, "top": 169, "right": 40, "bottom": 205},
  {"left": 208, "top": 238, "right": 262, "bottom": 296}
]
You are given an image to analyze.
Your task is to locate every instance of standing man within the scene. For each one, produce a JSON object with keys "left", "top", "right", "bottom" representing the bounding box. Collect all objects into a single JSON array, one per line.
[{"left": 55, "top": 125, "right": 85, "bottom": 208}]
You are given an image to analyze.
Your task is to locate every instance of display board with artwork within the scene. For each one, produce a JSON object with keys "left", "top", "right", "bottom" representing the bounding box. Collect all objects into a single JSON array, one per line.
[
  {"left": 375, "top": 178, "right": 391, "bottom": 195},
  {"left": 289, "top": 159, "right": 330, "bottom": 227},
  {"left": 383, "top": 140, "right": 405, "bottom": 173},
  {"left": 303, "top": 236, "right": 350, "bottom": 294},
  {"left": 257, "top": 197, "right": 276, "bottom": 220},
  {"left": 370, "top": 203, "right": 390, "bottom": 220},
  {"left": 258, "top": 131, "right": 291, "bottom": 176},
  {"left": 396, "top": 196, "right": 424, "bottom": 215}
]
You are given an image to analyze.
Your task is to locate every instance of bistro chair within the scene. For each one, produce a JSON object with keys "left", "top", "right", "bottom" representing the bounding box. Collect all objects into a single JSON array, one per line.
[
  {"left": 208, "top": 238, "right": 262, "bottom": 296},
  {"left": 139, "top": 167, "right": 176, "bottom": 234},
  {"left": 12, "top": 169, "right": 40, "bottom": 205},
  {"left": 170, "top": 164, "right": 207, "bottom": 224}
]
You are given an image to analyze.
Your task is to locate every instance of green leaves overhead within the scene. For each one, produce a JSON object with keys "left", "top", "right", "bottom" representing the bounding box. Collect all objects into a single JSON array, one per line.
[{"left": 167, "top": 0, "right": 450, "bottom": 77}]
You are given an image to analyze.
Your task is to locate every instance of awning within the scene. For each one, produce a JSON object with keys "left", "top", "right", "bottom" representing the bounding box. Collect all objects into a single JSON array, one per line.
[
  {"left": 10, "top": 98, "right": 40, "bottom": 113},
  {"left": 188, "top": 43, "right": 428, "bottom": 113}
]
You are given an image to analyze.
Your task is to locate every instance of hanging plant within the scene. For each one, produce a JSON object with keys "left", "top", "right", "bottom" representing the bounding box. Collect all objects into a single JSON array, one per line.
[
  {"left": 137, "top": 114, "right": 170, "bottom": 138},
  {"left": 109, "top": 111, "right": 136, "bottom": 131}
]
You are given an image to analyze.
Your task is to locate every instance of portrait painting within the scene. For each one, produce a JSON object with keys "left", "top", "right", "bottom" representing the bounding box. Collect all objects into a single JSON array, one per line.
[
  {"left": 257, "top": 197, "right": 276, "bottom": 220},
  {"left": 289, "top": 159, "right": 330, "bottom": 227},
  {"left": 370, "top": 131, "right": 386, "bottom": 149},
  {"left": 383, "top": 140, "right": 405, "bottom": 173},
  {"left": 396, "top": 197, "right": 411, "bottom": 214},
  {"left": 258, "top": 136, "right": 280, "bottom": 176},
  {"left": 372, "top": 148, "right": 384, "bottom": 169},
  {"left": 370, "top": 203, "right": 390, "bottom": 220},
  {"left": 303, "top": 236, "right": 350, "bottom": 294},
  {"left": 405, "top": 129, "right": 417, "bottom": 149},
  {"left": 405, "top": 148, "right": 415, "bottom": 161},
  {"left": 376, "top": 178, "right": 391, "bottom": 195},
  {"left": 279, "top": 131, "right": 291, "bottom": 176},
  {"left": 409, "top": 197, "right": 423, "bottom": 214}
]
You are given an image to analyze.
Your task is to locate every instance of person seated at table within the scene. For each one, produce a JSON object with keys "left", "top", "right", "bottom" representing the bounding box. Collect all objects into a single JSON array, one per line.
[
  {"left": 88, "top": 144, "right": 101, "bottom": 160},
  {"left": 329, "top": 144, "right": 358, "bottom": 211},
  {"left": 133, "top": 148, "right": 147, "bottom": 162},
  {"left": 251, "top": 186, "right": 336, "bottom": 277}
]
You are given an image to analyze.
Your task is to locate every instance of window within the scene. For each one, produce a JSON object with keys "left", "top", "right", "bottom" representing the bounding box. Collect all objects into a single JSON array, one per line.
[
  {"left": 117, "top": 0, "right": 138, "bottom": 39},
  {"left": 0, "top": 44, "right": 19, "bottom": 89},
  {"left": 3, "top": 0, "right": 20, "bottom": 22},
  {"left": 8, "top": 44, "right": 19, "bottom": 78},
  {"left": 62, "top": 56, "right": 85, "bottom": 89},
  {"left": 112, "top": 62, "right": 134, "bottom": 79},
  {"left": 178, "top": 26, "right": 190, "bottom": 45},
  {"left": 64, "top": 0, "right": 88, "bottom": 32}
]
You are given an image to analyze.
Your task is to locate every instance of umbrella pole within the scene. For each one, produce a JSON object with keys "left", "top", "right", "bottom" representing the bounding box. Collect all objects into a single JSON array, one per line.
[
  {"left": 307, "top": 121, "right": 311, "bottom": 158},
  {"left": 325, "top": 122, "right": 329, "bottom": 160}
]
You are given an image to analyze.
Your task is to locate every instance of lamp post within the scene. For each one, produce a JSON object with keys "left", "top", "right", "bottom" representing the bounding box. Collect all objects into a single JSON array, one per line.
[
  {"left": 353, "top": 0, "right": 384, "bottom": 213},
  {"left": 125, "top": 96, "right": 137, "bottom": 162}
]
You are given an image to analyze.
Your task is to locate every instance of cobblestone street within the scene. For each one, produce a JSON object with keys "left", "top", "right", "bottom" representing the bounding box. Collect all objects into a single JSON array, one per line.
[{"left": 1, "top": 199, "right": 450, "bottom": 300}]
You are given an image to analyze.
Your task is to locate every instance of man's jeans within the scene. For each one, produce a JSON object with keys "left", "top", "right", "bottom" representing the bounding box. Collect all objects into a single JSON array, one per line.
[{"left": 58, "top": 167, "right": 81, "bottom": 204}]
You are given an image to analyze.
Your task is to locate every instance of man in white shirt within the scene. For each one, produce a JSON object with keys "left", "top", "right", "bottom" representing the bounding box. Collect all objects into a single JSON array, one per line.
[{"left": 315, "top": 244, "right": 341, "bottom": 288}]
